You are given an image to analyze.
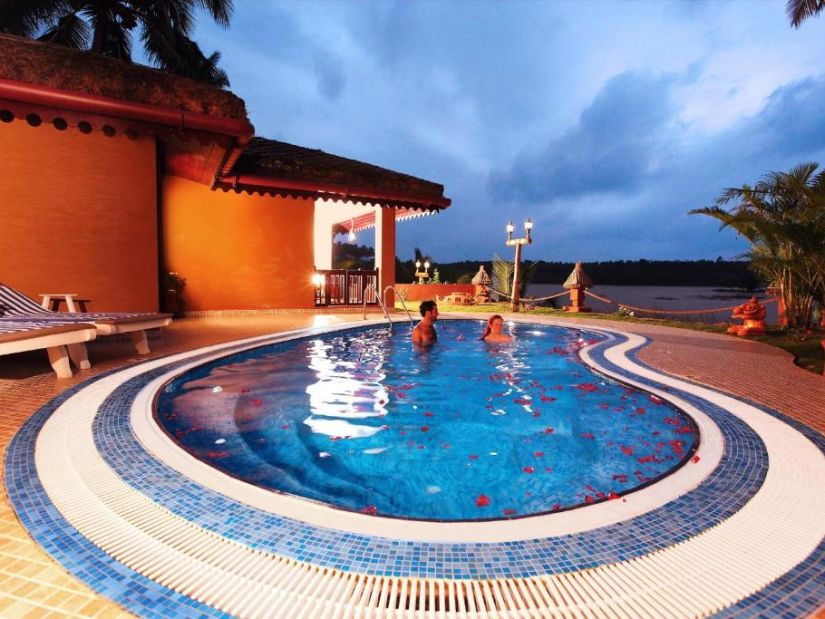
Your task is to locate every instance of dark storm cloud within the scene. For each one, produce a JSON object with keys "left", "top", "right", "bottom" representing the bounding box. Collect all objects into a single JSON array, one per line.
[
  {"left": 484, "top": 70, "right": 825, "bottom": 262},
  {"left": 491, "top": 72, "right": 676, "bottom": 203},
  {"left": 752, "top": 76, "right": 825, "bottom": 156}
]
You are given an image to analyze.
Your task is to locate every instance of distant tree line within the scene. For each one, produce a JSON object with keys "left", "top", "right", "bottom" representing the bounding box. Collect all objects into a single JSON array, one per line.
[
  {"left": 335, "top": 243, "right": 761, "bottom": 289},
  {"left": 396, "top": 258, "right": 761, "bottom": 289}
]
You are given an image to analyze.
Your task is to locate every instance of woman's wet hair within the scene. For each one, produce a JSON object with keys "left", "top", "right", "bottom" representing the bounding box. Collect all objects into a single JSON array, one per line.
[{"left": 481, "top": 314, "right": 504, "bottom": 339}]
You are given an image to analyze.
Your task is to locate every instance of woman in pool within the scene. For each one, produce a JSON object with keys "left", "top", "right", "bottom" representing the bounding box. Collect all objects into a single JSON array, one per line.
[{"left": 481, "top": 315, "right": 512, "bottom": 342}]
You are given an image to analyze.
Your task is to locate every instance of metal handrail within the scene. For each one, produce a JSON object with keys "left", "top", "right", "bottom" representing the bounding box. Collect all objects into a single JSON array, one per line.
[
  {"left": 384, "top": 285, "right": 415, "bottom": 327},
  {"left": 362, "top": 285, "right": 416, "bottom": 332},
  {"left": 363, "top": 284, "right": 392, "bottom": 327}
]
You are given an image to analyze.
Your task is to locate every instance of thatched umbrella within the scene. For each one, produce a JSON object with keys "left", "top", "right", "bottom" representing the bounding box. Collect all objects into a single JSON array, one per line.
[
  {"left": 472, "top": 265, "right": 491, "bottom": 301},
  {"left": 562, "top": 262, "right": 593, "bottom": 312}
]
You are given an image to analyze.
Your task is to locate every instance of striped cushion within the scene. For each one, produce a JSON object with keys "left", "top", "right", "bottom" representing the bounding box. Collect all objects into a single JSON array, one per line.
[
  {"left": 0, "top": 284, "right": 170, "bottom": 323},
  {"left": 0, "top": 284, "right": 50, "bottom": 316},
  {"left": 1, "top": 312, "right": 162, "bottom": 322}
]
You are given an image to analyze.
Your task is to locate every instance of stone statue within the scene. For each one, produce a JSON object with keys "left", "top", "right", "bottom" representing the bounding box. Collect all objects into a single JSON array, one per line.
[{"left": 727, "top": 296, "right": 767, "bottom": 337}]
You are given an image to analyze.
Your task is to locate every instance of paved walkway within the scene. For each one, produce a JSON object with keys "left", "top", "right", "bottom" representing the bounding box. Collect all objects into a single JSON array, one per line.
[{"left": 0, "top": 313, "right": 822, "bottom": 618}]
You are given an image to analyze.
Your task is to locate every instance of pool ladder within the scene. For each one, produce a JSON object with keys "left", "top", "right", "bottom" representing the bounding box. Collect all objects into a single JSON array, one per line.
[{"left": 364, "top": 285, "right": 415, "bottom": 331}]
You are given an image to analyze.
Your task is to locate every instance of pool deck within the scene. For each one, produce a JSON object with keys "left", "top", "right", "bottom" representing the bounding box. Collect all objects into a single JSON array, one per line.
[{"left": 0, "top": 312, "right": 823, "bottom": 618}]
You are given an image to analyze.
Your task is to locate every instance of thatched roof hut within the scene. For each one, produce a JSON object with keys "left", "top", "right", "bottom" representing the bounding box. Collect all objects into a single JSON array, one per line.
[{"left": 563, "top": 262, "right": 593, "bottom": 289}]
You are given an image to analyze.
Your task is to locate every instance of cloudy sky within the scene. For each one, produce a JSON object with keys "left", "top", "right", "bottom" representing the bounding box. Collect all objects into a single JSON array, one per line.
[{"left": 188, "top": 0, "right": 825, "bottom": 262}]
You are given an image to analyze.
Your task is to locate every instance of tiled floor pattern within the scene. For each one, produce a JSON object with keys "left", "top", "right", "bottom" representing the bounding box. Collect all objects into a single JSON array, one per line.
[{"left": 1, "top": 313, "right": 824, "bottom": 617}]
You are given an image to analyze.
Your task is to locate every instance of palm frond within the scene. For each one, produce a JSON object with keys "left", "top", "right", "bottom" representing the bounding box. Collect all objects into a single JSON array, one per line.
[
  {"left": 787, "top": 0, "right": 825, "bottom": 27},
  {"left": 37, "top": 11, "right": 90, "bottom": 48},
  {"left": 198, "top": 0, "right": 232, "bottom": 28},
  {"left": 0, "top": 0, "right": 75, "bottom": 36}
]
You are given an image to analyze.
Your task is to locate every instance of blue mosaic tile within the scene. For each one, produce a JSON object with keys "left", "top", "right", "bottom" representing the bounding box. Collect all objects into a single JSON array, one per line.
[
  {"left": 3, "top": 368, "right": 227, "bottom": 618},
  {"left": 92, "top": 327, "right": 766, "bottom": 579}
]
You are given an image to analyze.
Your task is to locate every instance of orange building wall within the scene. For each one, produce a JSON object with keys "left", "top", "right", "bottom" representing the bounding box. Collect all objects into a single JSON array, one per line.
[
  {"left": 162, "top": 176, "right": 316, "bottom": 311},
  {"left": 0, "top": 119, "right": 158, "bottom": 311}
]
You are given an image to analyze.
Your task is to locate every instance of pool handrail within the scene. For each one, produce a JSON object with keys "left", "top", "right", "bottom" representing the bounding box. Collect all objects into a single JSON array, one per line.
[
  {"left": 362, "top": 285, "right": 415, "bottom": 331},
  {"left": 384, "top": 285, "right": 415, "bottom": 328},
  {"left": 363, "top": 283, "right": 391, "bottom": 325}
]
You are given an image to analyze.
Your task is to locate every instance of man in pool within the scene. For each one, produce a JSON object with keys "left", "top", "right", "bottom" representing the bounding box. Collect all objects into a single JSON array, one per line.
[{"left": 412, "top": 300, "right": 438, "bottom": 346}]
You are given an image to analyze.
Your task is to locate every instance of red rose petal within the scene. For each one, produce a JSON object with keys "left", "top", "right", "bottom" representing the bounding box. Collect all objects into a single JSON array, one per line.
[
  {"left": 423, "top": 411, "right": 434, "bottom": 417},
  {"left": 523, "top": 466, "right": 535, "bottom": 474},
  {"left": 251, "top": 398, "right": 263, "bottom": 407},
  {"left": 551, "top": 503, "right": 561, "bottom": 512},
  {"left": 581, "top": 432, "right": 595, "bottom": 439},
  {"left": 475, "top": 494, "right": 491, "bottom": 507},
  {"left": 692, "top": 455, "right": 701, "bottom": 463},
  {"left": 469, "top": 454, "right": 479, "bottom": 460},
  {"left": 584, "top": 495, "right": 594, "bottom": 504},
  {"left": 544, "top": 427, "right": 555, "bottom": 434},
  {"left": 621, "top": 445, "right": 634, "bottom": 456},
  {"left": 420, "top": 426, "right": 430, "bottom": 432},
  {"left": 503, "top": 508, "right": 517, "bottom": 516},
  {"left": 360, "top": 505, "right": 377, "bottom": 515},
  {"left": 608, "top": 491, "right": 620, "bottom": 500},
  {"left": 534, "top": 451, "right": 544, "bottom": 457}
]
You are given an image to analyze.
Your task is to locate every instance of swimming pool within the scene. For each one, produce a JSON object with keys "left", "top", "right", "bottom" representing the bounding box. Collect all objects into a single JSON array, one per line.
[
  {"left": 9, "top": 316, "right": 825, "bottom": 618},
  {"left": 156, "top": 321, "right": 698, "bottom": 520}
]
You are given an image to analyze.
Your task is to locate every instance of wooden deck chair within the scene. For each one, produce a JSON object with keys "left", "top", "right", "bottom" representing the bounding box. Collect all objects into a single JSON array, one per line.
[
  {"left": 0, "top": 283, "right": 172, "bottom": 356},
  {"left": 0, "top": 319, "right": 97, "bottom": 378}
]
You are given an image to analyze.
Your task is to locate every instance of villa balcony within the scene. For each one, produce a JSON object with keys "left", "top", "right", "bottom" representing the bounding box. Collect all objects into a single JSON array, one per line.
[{"left": 314, "top": 269, "right": 379, "bottom": 306}]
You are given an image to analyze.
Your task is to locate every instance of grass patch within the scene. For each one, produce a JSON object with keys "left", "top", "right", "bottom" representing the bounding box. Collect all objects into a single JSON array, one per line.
[{"left": 402, "top": 301, "right": 824, "bottom": 375}]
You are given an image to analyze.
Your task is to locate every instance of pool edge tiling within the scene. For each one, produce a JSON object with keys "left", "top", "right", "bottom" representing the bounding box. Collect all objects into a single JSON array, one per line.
[{"left": 6, "top": 318, "right": 825, "bottom": 618}]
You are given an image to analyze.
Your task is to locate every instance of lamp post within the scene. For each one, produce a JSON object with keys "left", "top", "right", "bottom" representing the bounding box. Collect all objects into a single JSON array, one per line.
[
  {"left": 505, "top": 218, "right": 533, "bottom": 312},
  {"left": 414, "top": 260, "right": 431, "bottom": 284}
]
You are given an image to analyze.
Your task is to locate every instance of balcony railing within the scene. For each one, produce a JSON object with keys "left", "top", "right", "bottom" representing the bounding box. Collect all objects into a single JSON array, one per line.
[{"left": 314, "top": 269, "right": 379, "bottom": 306}]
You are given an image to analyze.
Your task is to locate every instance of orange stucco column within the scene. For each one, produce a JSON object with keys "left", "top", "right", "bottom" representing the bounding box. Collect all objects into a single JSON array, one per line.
[
  {"left": 162, "top": 176, "right": 316, "bottom": 311},
  {"left": 374, "top": 206, "right": 396, "bottom": 306},
  {"left": 0, "top": 118, "right": 158, "bottom": 311}
]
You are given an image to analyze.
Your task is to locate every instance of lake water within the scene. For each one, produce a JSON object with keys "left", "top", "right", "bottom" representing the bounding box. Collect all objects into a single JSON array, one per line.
[{"left": 525, "top": 285, "right": 777, "bottom": 324}]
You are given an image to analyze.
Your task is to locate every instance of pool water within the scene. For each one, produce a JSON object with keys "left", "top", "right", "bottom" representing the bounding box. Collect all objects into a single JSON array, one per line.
[{"left": 155, "top": 321, "right": 698, "bottom": 521}]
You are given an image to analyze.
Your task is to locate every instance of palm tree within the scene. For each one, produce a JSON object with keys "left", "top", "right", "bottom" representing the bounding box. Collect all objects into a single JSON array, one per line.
[
  {"left": 0, "top": 0, "right": 232, "bottom": 87},
  {"left": 787, "top": 0, "right": 825, "bottom": 27},
  {"left": 690, "top": 163, "right": 825, "bottom": 329}
]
